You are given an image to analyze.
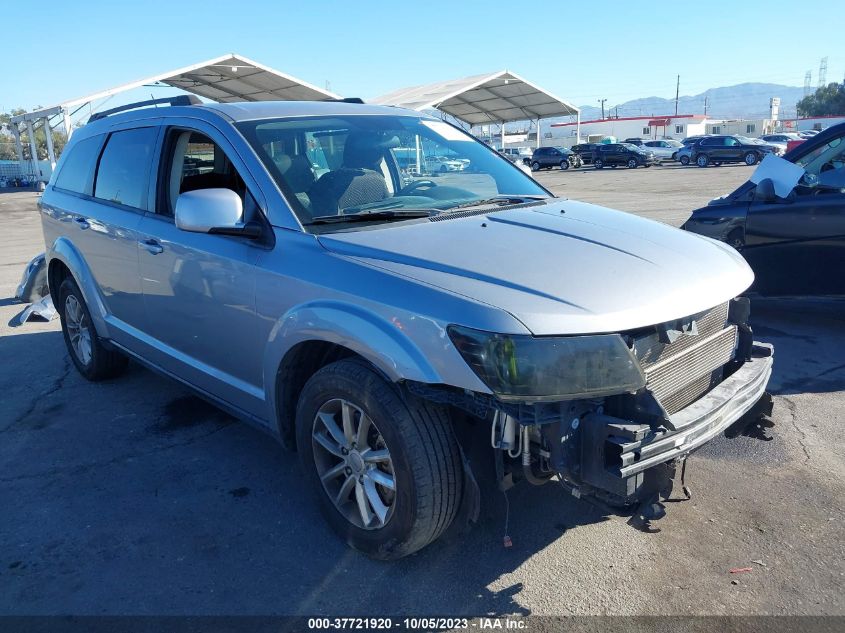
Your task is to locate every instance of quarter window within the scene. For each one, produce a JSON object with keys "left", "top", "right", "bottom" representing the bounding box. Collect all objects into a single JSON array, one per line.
[
  {"left": 94, "top": 127, "right": 158, "bottom": 210},
  {"left": 54, "top": 135, "right": 103, "bottom": 195}
]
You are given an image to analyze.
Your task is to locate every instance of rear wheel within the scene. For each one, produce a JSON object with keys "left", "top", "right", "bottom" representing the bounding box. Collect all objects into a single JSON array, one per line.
[
  {"left": 680, "top": 155, "right": 690, "bottom": 166},
  {"left": 531, "top": 161, "right": 541, "bottom": 172},
  {"left": 296, "top": 359, "right": 462, "bottom": 560},
  {"left": 594, "top": 159, "right": 604, "bottom": 169},
  {"left": 744, "top": 152, "right": 759, "bottom": 166},
  {"left": 58, "top": 277, "right": 128, "bottom": 381},
  {"left": 696, "top": 154, "right": 710, "bottom": 168},
  {"left": 560, "top": 160, "right": 569, "bottom": 170}
]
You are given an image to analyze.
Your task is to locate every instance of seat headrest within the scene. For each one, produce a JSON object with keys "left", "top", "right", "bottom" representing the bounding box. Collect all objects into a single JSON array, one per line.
[
  {"left": 344, "top": 133, "right": 400, "bottom": 170},
  {"left": 273, "top": 154, "right": 293, "bottom": 174}
]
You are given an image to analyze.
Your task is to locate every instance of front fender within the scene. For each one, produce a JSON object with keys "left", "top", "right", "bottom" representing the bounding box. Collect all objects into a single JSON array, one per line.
[{"left": 47, "top": 236, "right": 109, "bottom": 338}]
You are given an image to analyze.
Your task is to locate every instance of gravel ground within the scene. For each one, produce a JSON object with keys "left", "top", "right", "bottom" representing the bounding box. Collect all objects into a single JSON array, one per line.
[{"left": 1, "top": 165, "right": 843, "bottom": 617}]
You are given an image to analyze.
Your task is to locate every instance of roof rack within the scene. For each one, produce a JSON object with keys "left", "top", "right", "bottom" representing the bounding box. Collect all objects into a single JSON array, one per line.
[{"left": 88, "top": 95, "right": 202, "bottom": 122}]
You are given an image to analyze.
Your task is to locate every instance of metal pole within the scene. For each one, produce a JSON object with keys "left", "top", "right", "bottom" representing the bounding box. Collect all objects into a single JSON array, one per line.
[
  {"left": 536, "top": 118, "right": 541, "bottom": 148},
  {"left": 675, "top": 75, "right": 680, "bottom": 116},
  {"left": 43, "top": 117, "right": 57, "bottom": 170},
  {"left": 501, "top": 122, "right": 505, "bottom": 150},
  {"left": 11, "top": 126, "right": 25, "bottom": 177},
  {"left": 63, "top": 108, "right": 73, "bottom": 140},
  {"left": 576, "top": 111, "right": 581, "bottom": 144},
  {"left": 25, "top": 120, "right": 39, "bottom": 179}
]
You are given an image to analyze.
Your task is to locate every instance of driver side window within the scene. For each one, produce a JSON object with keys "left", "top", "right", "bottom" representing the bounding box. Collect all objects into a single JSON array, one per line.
[{"left": 796, "top": 136, "right": 845, "bottom": 195}]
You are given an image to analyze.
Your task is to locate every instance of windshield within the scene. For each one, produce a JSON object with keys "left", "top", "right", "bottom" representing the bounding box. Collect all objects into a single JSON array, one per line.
[
  {"left": 665, "top": 140, "right": 683, "bottom": 147},
  {"left": 237, "top": 115, "right": 549, "bottom": 229}
]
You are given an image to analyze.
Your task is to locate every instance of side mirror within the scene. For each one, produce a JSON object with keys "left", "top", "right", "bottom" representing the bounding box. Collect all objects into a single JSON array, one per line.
[
  {"left": 175, "top": 188, "right": 261, "bottom": 238},
  {"left": 753, "top": 178, "right": 777, "bottom": 203}
]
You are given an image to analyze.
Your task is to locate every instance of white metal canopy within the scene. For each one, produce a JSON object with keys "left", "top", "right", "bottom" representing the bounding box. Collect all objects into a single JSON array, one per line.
[
  {"left": 8, "top": 53, "right": 340, "bottom": 177},
  {"left": 372, "top": 70, "right": 579, "bottom": 125}
]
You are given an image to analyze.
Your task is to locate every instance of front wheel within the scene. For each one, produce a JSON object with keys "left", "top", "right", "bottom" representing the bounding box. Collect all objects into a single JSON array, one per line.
[
  {"left": 560, "top": 160, "right": 569, "bottom": 170},
  {"left": 744, "top": 152, "right": 759, "bottom": 166},
  {"left": 627, "top": 158, "right": 638, "bottom": 169},
  {"left": 696, "top": 154, "right": 710, "bottom": 168},
  {"left": 58, "top": 277, "right": 128, "bottom": 380},
  {"left": 296, "top": 359, "right": 462, "bottom": 560},
  {"left": 594, "top": 159, "right": 604, "bottom": 169}
]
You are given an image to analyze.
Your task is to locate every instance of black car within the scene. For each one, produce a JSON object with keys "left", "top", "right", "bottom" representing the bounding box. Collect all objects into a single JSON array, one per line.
[
  {"left": 683, "top": 122, "right": 845, "bottom": 295},
  {"left": 571, "top": 143, "right": 598, "bottom": 164},
  {"left": 528, "top": 146, "right": 576, "bottom": 171},
  {"left": 623, "top": 137, "right": 647, "bottom": 147},
  {"left": 681, "top": 135, "right": 709, "bottom": 146},
  {"left": 593, "top": 143, "right": 657, "bottom": 169},
  {"left": 691, "top": 135, "right": 780, "bottom": 167}
]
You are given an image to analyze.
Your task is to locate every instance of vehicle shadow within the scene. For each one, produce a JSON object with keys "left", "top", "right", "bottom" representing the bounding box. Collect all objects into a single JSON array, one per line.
[
  {"left": 750, "top": 296, "right": 845, "bottom": 395},
  {"left": 0, "top": 329, "right": 612, "bottom": 617}
]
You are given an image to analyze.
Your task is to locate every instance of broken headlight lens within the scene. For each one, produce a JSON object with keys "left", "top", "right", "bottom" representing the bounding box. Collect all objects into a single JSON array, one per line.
[{"left": 448, "top": 325, "right": 646, "bottom": 401}]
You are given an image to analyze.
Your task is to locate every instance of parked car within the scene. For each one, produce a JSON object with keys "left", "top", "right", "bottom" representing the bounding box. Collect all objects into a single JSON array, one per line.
[
  {"left": 643, "top": 139, "right": 684, "bottom": 161},
  {"left": 529, "top": 146, "right": 577, "bottom": 170},
  {"left": 571, "top": 143, "right": 599, "bottom": 165},
  {"left": 683, "top": 122, "right": 845, "bottom": 295},
  {"left": 761, "top": 133, "right": 803, "bottom": 145},
  {"left": 425, "top": 155, "right": 466, "bottom": 172},
  {"left": 40, "top": 96, "right": 774, "bottom": 559},
  {"left": 593, "top": 143, "right": 658, "bottom": 169},
  {"left": 675, "top": 144, "right": 696, "bottom": 166},
  {"left": 499, "top": 147, "right": 532, "bottom": 164},
  {"left": 623, "top": 137, "right": 647, "bottom": 147},
  {"left": 799, "top": 130, "right": 820, "bottom": 138},
  {"left": 681, "top": 135, "right": 709, "bottom": 146},
  {"left": 691, "top": 135, "right": 780, "bottom": 167}
]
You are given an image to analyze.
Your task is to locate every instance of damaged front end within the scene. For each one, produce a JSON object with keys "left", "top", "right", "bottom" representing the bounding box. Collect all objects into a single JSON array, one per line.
[{"left": 414, "top": 297, "right": 774, "bottom": 530}]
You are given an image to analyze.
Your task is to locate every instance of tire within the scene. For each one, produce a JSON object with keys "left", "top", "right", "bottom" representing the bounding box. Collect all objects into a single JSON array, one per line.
[
  {"left": 627, "top": 158, "right": 638, "bottom": 169},
  {"left": 744, "top": 152, "right": 759, "bottom": 166},
  {"left": 440, "top": 165, "right": 447, "bottom": 173},
  {"left": 58, "top": 277, "right": 128, "bottom": 381},
  {"left": 696, "top": 154, "right": 710, "bottom": 168},
  {"left": 560, "top": 160, "right": 569, "bottom": 170},
  {"left": 531, "top": 161, "right": 541, "bottom": 172},
  {"left": 593, "top": 159, "right": 604, "bottom": 169},
  {"left": 671, "top": 152, "right": 678, "bottom": 161},
  {"left": 296, "top": 359, "right": 462, "bottom": 560},
  {"left": 680, "top": 155, "right": 690, "bottom": 166}
]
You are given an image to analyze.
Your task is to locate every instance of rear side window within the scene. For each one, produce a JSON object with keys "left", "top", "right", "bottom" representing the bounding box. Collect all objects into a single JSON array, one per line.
[
  {"left": 54, "top": 136, "right": 103, "bottom": 195},
  {"left": 94, "top": 127, "right": 159, "bottom": 210}
]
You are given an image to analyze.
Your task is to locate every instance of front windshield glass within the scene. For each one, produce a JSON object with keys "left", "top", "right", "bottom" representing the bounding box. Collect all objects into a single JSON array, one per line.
[{"left": 236, "top": 115, "right": 549, "bottom": 229}]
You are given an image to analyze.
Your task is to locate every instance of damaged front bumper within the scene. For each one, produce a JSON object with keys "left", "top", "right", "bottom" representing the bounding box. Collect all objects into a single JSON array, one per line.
[{"left": 579, "top": 342, "right": 774, "bottom": 503}]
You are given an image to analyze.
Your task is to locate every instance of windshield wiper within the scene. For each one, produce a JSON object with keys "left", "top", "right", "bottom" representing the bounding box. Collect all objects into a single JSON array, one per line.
[
  {"left": 443, "top": 195, "right": 549, "bottom": 212},
  {"left": 307, "top": 210, "right": 435, "bottom": 225}
]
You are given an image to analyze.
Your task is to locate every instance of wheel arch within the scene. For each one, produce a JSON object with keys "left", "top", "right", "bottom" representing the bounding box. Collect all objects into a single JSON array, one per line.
[
  {"left": 47, "top": 238, "right": 109, "bottom": 338},
  {"left": 265, "top": 301, "right": 445, "bottom": 448}
]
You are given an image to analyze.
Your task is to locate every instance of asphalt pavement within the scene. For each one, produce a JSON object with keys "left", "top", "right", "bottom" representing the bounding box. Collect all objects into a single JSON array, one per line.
[{"left": 1, "top": 165, "right": 843, "bottom": 617}]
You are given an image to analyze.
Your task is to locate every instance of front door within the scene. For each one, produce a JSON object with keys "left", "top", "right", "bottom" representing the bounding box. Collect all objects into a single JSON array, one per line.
[
  {"left": 744, "top": 132, "right": 845, "bottom": 295},
  {"left": 136, "top": 123, "right": 269, "bottom": 416}
]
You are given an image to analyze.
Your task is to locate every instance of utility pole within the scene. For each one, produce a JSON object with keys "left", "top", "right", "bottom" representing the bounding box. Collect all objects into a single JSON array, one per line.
[
  {"left": 703, "top": 96, "right": 709, "bottom": 116},
  {"left": 675, "top": 75, "right": 680, "bottom": 116},
  {"left": 598, "top": 98, "right": 607, "bottom": 119}
]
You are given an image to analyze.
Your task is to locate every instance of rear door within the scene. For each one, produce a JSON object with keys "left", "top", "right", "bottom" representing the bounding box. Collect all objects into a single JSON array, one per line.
[
  {"left": 46, "top": 124, "right": 160, "bottom": 348},
  {"left": 135, "top": 120, "right": 269, "bottom": 416},
  {"left": 723, "top": 137, "right": 743, "bottom": 161}
]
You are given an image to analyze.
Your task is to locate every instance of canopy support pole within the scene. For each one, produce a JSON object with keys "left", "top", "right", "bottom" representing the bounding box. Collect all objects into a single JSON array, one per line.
[
  {"left": 500, "top": 122, "right": 505, "bottom": 150},
  {"left": 43, "top": 117, "right": 57, "bottom": 170},
  {"left": 11, "top": 126, "right": 25, "bottom": 176},
  {"left": 576, "top": 111, "right": 581, "bottom": 145},
  {"left": 63, "top": 108, "right": 73, "bottom": 141},
  {"left": 25, "top": 120, "right": 39, "bottom": 179},
  {"left": 536, "top": 118, "right": 541, "bottom": 148}
]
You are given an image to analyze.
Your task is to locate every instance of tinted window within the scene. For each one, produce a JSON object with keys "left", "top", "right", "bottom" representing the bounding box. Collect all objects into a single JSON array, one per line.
[
  {"left": 54, "top": 136, "right": 103, "bottom": 194},
  {"left": 94, "top": 127, "right": 158, "bottom": 209}
]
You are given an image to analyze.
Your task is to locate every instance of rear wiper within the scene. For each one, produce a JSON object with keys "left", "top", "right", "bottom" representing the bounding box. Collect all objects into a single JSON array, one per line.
[
  {"left": 444, "top": 195, "right": 549, "bottom": 212},
  {"left": 307, "top": 209, "right": 435, "bottom": 225}
]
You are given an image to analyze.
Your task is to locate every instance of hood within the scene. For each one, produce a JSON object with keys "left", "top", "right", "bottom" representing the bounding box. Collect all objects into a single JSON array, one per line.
[{"left": 318, "top": 200, "right": 754, "bottom": 335}]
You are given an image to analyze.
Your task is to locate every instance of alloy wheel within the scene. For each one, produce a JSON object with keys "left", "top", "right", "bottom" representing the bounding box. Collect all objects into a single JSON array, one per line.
[
  {"left": 64, "top": 294, "right": 92, "bottom": 366},
  {"left": 312, "top": 398, "right": 396, "bottom": 530}
]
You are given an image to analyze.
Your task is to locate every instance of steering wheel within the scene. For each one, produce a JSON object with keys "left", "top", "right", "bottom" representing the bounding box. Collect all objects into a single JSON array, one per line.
[{"left": 400, "top": 180, "right": 437, "bottom": 195}]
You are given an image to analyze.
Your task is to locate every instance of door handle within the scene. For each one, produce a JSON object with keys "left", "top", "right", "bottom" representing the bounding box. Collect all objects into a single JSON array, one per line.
[
  {"left": 74, "top": 217, "right": 90, "bottom": 230},
  {"left": 139, "top": 239, "right": 164, "bottom": 255}
]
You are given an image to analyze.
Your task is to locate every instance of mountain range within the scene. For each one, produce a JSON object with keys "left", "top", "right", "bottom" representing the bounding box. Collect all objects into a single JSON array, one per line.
[{"left": 539, "top": 83, "right": 807, "bottom": 132}]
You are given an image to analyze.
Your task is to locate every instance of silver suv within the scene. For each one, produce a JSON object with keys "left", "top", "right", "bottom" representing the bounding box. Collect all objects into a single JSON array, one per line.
[{"left": 40, "top": 97, "right": 773, "bottom": 559}]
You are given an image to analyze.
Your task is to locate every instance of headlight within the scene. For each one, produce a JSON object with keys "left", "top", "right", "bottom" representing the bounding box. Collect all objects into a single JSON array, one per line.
[{"left": 447, "top": 325, "right": 646, "bottom": 401}]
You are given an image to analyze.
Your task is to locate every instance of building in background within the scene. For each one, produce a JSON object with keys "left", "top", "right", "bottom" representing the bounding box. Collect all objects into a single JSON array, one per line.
[{"left": 547, "top": 114, "right": 708, "bottom": 147}]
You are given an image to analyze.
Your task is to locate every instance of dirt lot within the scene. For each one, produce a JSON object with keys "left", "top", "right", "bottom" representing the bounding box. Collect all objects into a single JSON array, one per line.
[{"left": 1, "top": 164, "right": 843, "bottom": 617}]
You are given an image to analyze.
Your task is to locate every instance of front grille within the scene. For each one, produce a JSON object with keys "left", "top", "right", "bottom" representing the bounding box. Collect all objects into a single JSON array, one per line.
[{"left": 633, "top": 302, "right": 736, "bottom": 415}]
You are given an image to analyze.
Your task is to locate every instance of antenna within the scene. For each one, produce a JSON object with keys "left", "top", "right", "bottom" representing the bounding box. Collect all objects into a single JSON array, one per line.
[
  {"left": 818, "top": 57, "right": 828, "bottom": 89},
  {"left": 804, "top": 71, "right": 812, "bottom": 96}
]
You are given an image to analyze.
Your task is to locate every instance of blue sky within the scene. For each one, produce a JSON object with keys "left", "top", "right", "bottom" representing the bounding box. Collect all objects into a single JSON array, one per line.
[{"left": 3, "top": 0, "right": 843, "bottom": 115}]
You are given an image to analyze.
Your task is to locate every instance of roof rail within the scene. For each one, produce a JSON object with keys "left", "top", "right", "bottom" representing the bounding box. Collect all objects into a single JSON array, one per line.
[{"left": 88, "top": 95, "right": 202, "bottom": 122}]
